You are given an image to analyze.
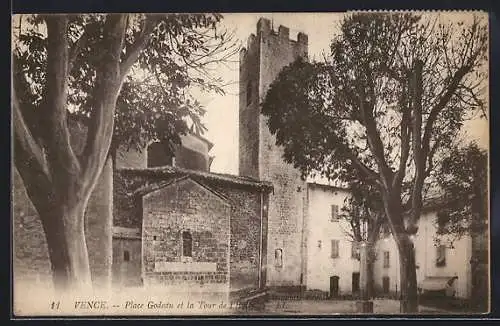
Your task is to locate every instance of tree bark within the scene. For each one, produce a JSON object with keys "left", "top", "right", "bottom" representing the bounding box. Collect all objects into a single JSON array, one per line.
[
  {"left": 397, "top": 236, "right": 418, "bottom": 313},
  {"left": 13, "top": 14, "right": 129, "bottom": 294},
  {"left": 39, "top": 197, "right": 92, "bottom": 294},
  {"left": 366, "top": 244, "right": 376, "bottom": 299}
]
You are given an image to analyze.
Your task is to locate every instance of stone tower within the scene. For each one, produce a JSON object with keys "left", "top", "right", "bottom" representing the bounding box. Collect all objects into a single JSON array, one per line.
[{"left": 239, "top": 18, "right": 309, "bottom": 289}]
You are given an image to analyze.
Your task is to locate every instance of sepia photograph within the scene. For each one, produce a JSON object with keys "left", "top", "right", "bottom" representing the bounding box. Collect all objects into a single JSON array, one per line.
[{"left": 11, "top": 11, "right": 489, "bottom": 316}]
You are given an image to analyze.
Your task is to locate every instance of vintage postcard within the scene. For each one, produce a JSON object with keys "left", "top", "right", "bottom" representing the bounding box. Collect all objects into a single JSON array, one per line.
[{"left": 11, "top": 11, "right": 489, "bottom": 317}]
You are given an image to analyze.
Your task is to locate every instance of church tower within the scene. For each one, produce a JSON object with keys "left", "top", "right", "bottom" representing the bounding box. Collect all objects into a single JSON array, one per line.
[{"left": 239, "top": 18, "right": 309, "bottom": 290}]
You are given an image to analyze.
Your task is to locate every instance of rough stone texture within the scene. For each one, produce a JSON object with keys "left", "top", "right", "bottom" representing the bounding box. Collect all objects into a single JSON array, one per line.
[
  {"left": 239, "top": 31, "right": 261, "bottom": 179},
  {"left": 210, "top": 184, "right": 267, "bottom": 291},
  {"left": 141, "top": 178, "right": 231, "bottom": 290},
  {"left": 112, "top": 235, "right": 142, "bottom": 287},
  {"left": 113, "top": 169, "right": 269, "bottom": 292},
  {"left": 239, "top": 18, "right": 309, "bottom": 287},
  {"left": 12, "top": 168, "right": 52, "bottom": 286},
  {"left": 13, "top": 119, "right": 113, "bottom": 289}
]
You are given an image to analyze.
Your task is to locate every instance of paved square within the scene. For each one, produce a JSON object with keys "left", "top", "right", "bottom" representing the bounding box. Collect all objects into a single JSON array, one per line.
[{"left": 237, "top": 299, "right": 453, "bottom": 315}]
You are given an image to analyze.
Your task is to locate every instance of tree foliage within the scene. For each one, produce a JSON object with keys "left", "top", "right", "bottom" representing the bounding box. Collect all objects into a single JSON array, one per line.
[
  {"left": 339, "top": 173, "right": 386, "bottom": 245},
  {"left": 12, "top": 13, "right": 238, "bottom": 291},
  {"left": 435, "top": 143, "right": 488, "bottom": 240},
  {"left": 13, "top": 14, "right": 238, "bottom": 155},
  {"left": 261, "top": 12, "right": 488, "bottom": 312}
]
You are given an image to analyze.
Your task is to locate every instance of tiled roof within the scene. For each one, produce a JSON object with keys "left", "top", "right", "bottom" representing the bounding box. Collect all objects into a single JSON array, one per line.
[
  {"left": 113, "top": 226, "right": 141, "bottom": 239},
  {"left": 117, "top": 166, "right": 273, "bottom": 191}
]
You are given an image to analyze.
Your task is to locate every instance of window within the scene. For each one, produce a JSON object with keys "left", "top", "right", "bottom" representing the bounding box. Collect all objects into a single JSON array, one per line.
[
  {"left": 383, "top": 251, "right": 390, "bottom": 268},
  {"left": 382, "top": 276, "right": 390, "bottom": 294},
  {"left": 436, "top": 245, "right": 446, "bottom": 267},
  {"left": 182, "top": 231, "right": 193, "bottom": 257},
  {"left": 331, "top": 240, "right": 340, "bottom": 258},
  {"left": 331, "top": 205, "right": 339, "bottom": 222},
  {"left": 352, "top": 272, "right": 360, "bottom": 293},
  {"left": 147, "top": 141, "right": 174, "bottom": 168},
  {"left": 123, "top": 250, "right": 130, "bottom": 262},
  {"left": 246, "top": 81, "right": 252, "bottom": 105},
  {"left": 275, "top": 248, "right": 283, "bottom": 268},
  {"left": 351, "top": 241, "right": 360, "bottom": 259},
  {"left": 318, "top": 240, "right": 322, "bottom": 249}
]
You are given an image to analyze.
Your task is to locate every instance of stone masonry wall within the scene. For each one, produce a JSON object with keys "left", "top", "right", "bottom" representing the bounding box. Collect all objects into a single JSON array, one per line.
[
  {"left": 210, "top": 184, "right": 267, "bottom": 291},
  {"left": 113, "top": 170, "right": 269, "bottom": 292},
  {"left": 112, "top": 237, "right": 142, "bottom": 288},
  {"left": 13, "top": 119, "right": 113, "bottom": 290},
  {"left": 239, "top": 31, "right": 261, "bottom": 179},
  {"left": 141, "top": 178, "right": 231, "bottom": 292},
  {"left": 13, "top": 168, "right": 52, "bottom": 287},
  {"left": 239, "top": 18, "right": 309, "bottom": 287}
]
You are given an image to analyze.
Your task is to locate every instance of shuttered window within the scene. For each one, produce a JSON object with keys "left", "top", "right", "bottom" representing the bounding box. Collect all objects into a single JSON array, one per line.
[
  {"left": 331, "top": 240, "right": 340, "bottom": 258},
  {"left": 331, "top": 205, "right": 339, "bottom": 222},
  {"left": 383, "top": 251, "right": 390, "bottom": 268}
]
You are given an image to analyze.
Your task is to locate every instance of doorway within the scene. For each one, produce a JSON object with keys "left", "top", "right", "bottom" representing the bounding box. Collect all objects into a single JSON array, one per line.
[
  {"left": 330, "top": 276, "right": 339, "bottom": 298},
  {"left": 382, "top": 276, "right": 390, "bottom": 294},
  {"left": 352, "top": 272, "right": 360, "bottom": 294}
]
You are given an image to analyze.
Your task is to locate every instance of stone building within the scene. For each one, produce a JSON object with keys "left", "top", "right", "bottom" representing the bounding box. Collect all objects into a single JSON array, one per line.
[
  {"left": 238, "top": 17, "right": 487, "bottom": 304},
  {"left": 239, "top": 17, "right": 309, "bottom": 290},
  {"left": 13, "top": 122, "right": 272, "bottom": 299},
  {"left": 13, "top": 16, "right": 487, "bottom": 311}
]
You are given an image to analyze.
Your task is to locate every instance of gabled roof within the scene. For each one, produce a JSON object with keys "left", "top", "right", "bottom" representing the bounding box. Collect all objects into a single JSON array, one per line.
[
  {"left": 118, "top": 165, "right": 273, "bottom": 192},
  {"left": 133, "top": 175, "right": 230, "bottom": 203}
]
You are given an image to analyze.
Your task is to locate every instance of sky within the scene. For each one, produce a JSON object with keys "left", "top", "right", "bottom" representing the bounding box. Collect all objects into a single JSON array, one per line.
[
  {"left": 200, "top": 13, "right": 489, "bottom": 175},
  {"left": 12, "top": 13, "right": 487, "bottom": 176},
  {"left": 201, "top": 13, "right": 344, "bottom": 174}
]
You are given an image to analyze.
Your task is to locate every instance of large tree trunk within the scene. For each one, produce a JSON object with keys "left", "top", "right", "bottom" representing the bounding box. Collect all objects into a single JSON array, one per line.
[
  {"left": 382, "top": 196, "right": 419, "bottom": 313},
  {"left": 39, "top": 194, "right": 93, "bottom": 294},
  {"left": 366, "top": 245, "right": 376, "bottom": 299},
  {"left": 13, "top": 14, "right": 128, "bottom": 294},
  {"left": 397, "top": 236, "right": 418, "bottom": 313}
]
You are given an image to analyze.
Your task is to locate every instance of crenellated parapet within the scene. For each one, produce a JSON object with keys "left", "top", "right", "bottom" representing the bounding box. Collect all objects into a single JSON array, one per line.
[{"left": 240, "top": 17, "right": 308, "bottom": 61}]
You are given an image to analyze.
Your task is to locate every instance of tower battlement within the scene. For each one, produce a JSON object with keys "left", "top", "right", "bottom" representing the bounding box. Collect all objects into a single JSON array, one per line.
[
  {"left": 239, "top": 17, "right": 310, "bottom": 288},
  {"left": 240, "top": 18, "right": 308, "bottom": 59}
]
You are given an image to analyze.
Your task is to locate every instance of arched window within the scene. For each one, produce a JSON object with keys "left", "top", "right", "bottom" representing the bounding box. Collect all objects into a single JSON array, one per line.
[{"left": 182, "top": 231, "right": 193, "bottom": 257}]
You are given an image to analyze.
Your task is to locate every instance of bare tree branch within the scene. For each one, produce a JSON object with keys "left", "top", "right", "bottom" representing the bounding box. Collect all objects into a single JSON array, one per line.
[
  {"left": 120, "top": 15, "right": 158, "bottom": 81},
  {"left": 13, "top": 86, "right": 52, "bottom": 185},
  {"left": 42, "top": 15, "right": 82, "bottom": 188},
  {"left": 357, "top": 86, "right": 393, "bottom": 189},
  {"left": 80, "top": 14, "right": 128, "bottom": 191}
]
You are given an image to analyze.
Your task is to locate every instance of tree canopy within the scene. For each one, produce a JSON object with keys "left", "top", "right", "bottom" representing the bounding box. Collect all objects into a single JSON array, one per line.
[
  {"left": 13, "top": 14, "right": 238, "bottom": 155},
  {"left": 261, "top": 12, "right": 488, "bottom": 312},
  {"left": 262, "top": 12, "right": 487, "bottom": 229},
  {"left": 435, "top": 143, "right": 488, "bottom": 240},
  {"left": 12, "top": 13, "right": 238, "bottom": 291}
]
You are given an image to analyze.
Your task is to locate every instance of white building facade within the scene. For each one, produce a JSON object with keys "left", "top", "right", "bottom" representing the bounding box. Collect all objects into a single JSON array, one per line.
[
  {"left": 303, "top": 185, "right": 474, "bottom": 299},
  {"left": 373, "top": 210, "right": 472, "bottom": 299},
  {"left": 304, "top": 183, "right": 361, "bottom": 296}
]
